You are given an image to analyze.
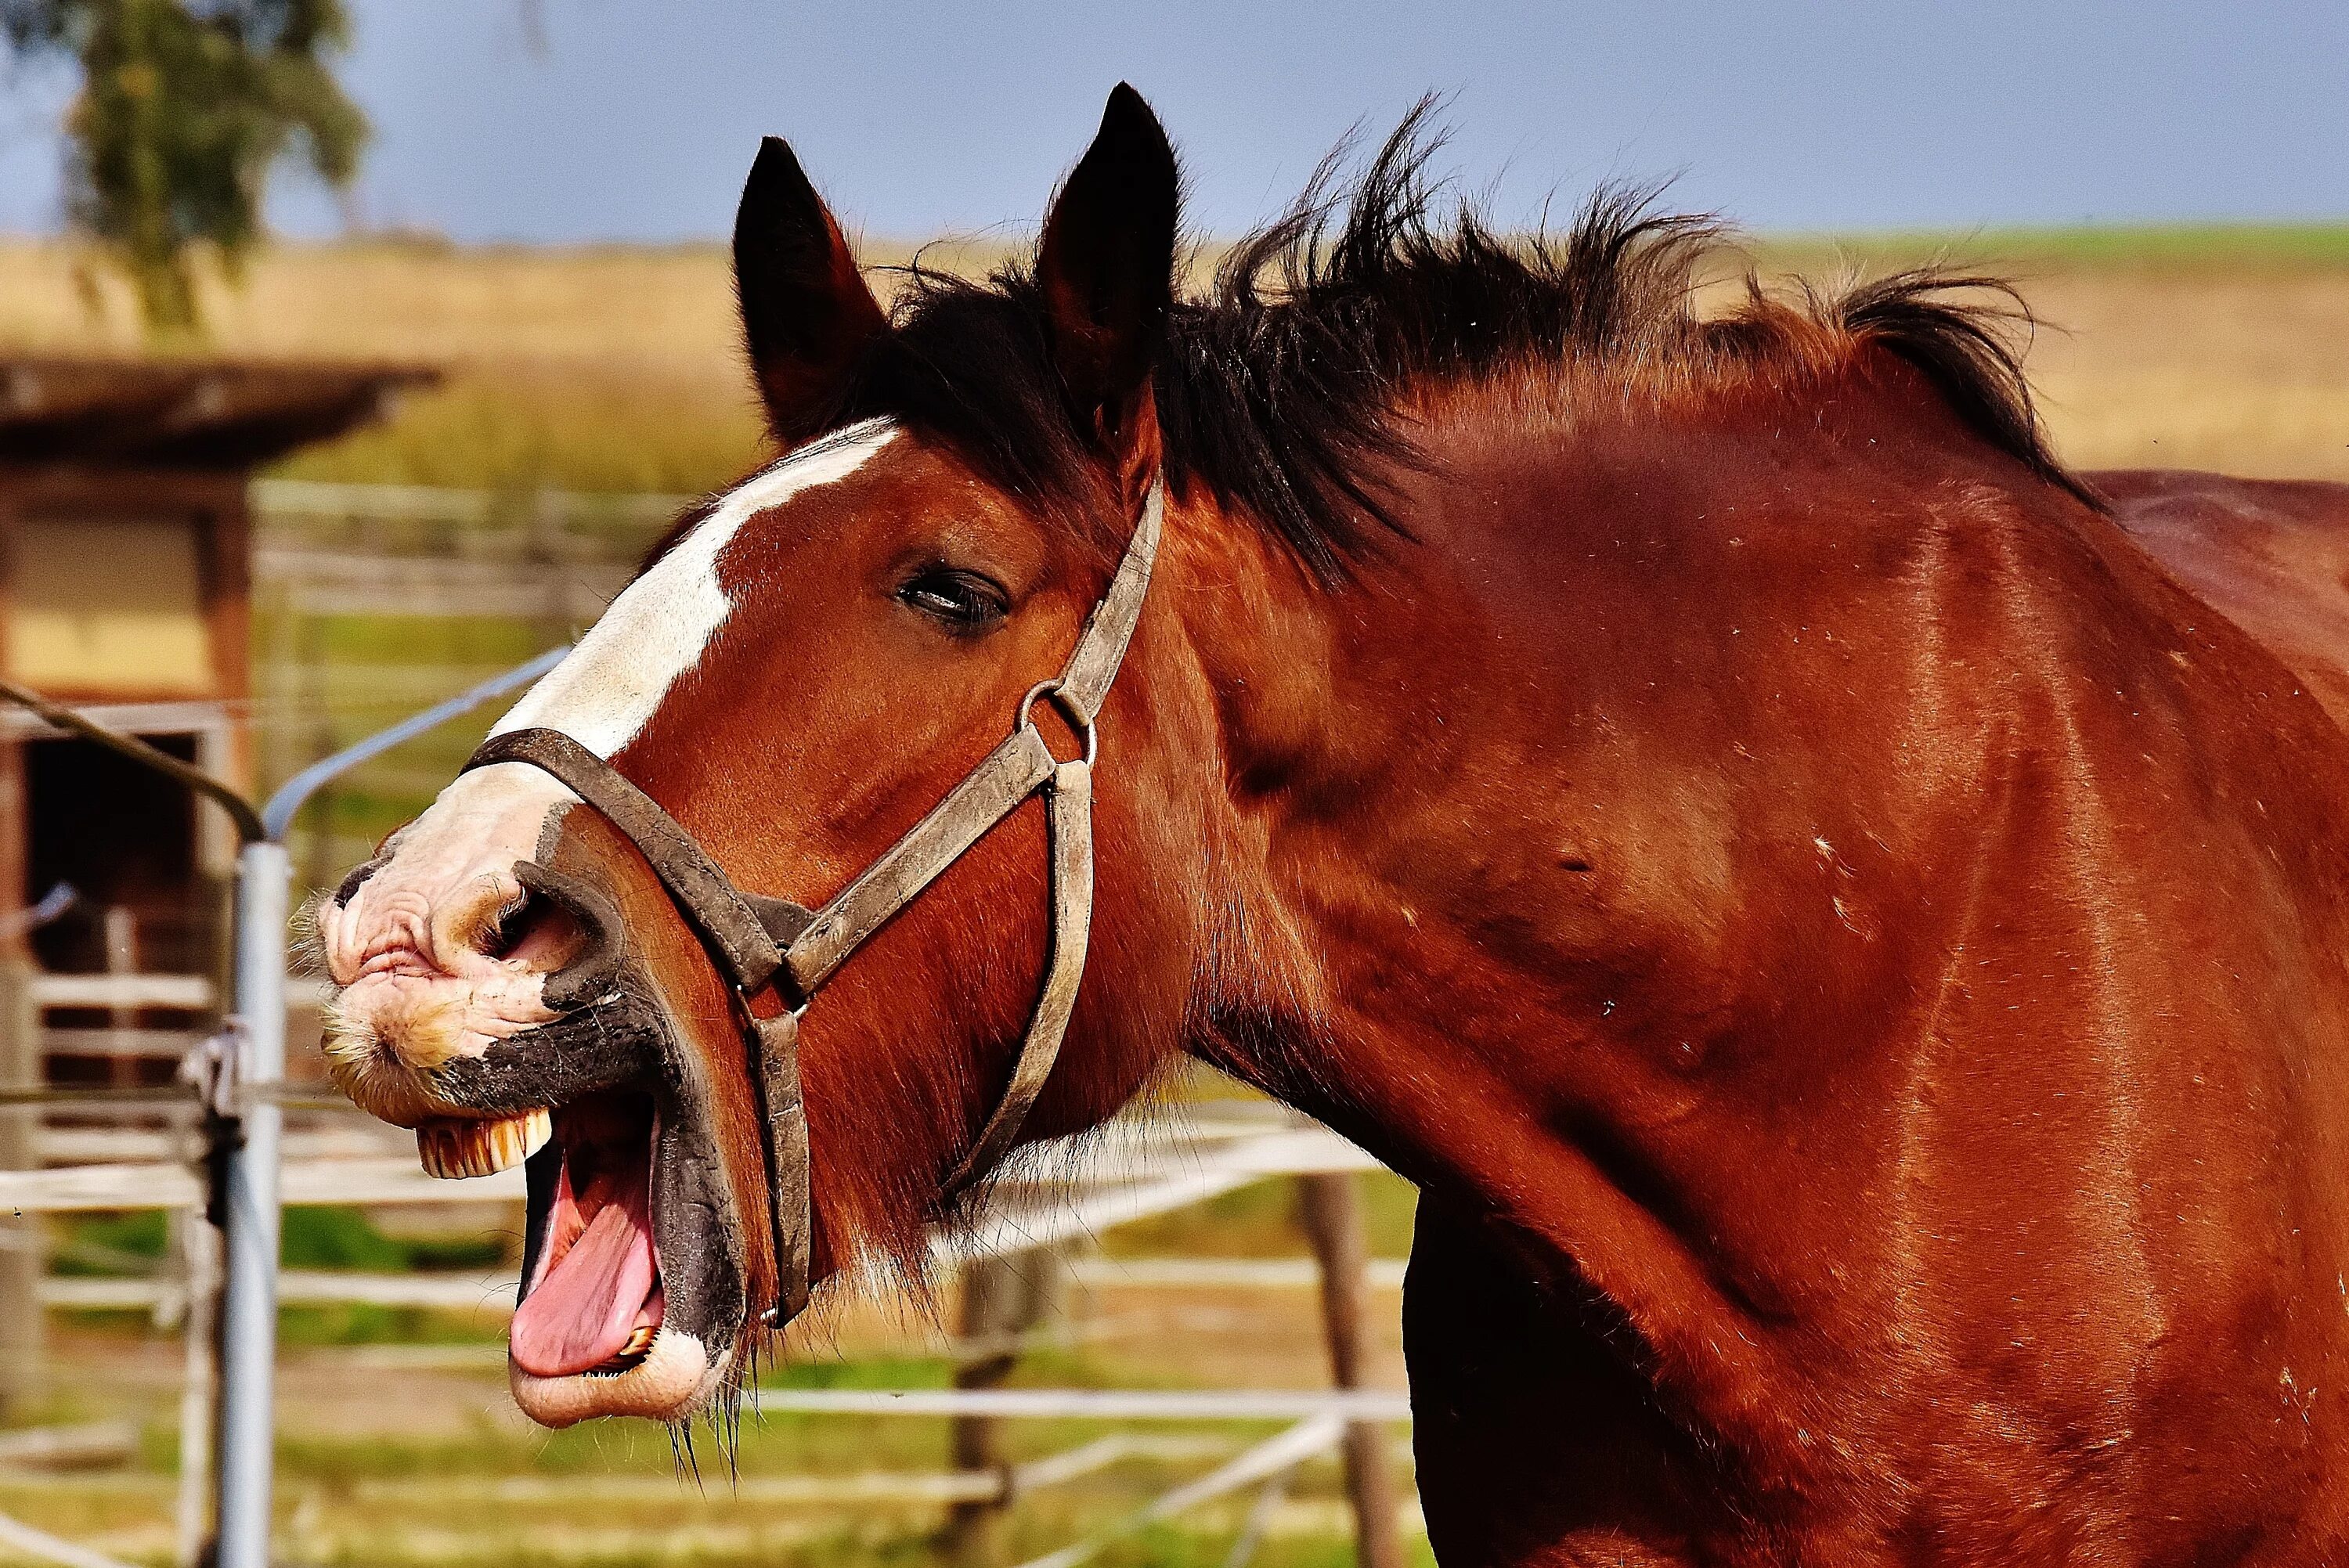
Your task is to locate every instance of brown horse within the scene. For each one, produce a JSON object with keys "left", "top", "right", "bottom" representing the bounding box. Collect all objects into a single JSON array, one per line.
[{"left": 319, "top": 87, "right": 2349, "bottom": 1563}]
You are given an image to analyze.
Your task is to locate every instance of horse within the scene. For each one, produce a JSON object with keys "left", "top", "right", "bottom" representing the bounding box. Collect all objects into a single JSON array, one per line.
[{"left": 317, "top": 85, "right": 2349, "bottom": 1563}]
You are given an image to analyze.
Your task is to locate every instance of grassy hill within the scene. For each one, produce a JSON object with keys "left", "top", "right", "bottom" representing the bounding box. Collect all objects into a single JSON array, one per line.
[{"left": 4, "top": 225, "right": 2349, "bottom": 493}]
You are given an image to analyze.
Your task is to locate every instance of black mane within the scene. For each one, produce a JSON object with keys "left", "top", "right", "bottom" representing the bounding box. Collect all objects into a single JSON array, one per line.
[{"left": 828, "top": 107, "right": 2093, "bottom": 583}]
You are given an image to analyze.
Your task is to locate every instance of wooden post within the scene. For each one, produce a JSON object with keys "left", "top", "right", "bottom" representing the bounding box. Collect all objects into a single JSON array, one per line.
[
  {"left": 256, "top": 576, "right": 301, "bottom": 820},
  {"left": 296, "top": 613, "right": 333, "bottom": 900},
  {"left": 943, "top": 1247, "right": 1062, "bottom": 1568},
  {"left": 1299, "top": 1172, "right": 1403, "bottom": 1568},
  {"left": 0, "top": 960, "right": 41, "bottom": 1420},
  {"left": 172, "top": 1199, "right": 220, "bottom": 1568},
  {"left": 530, "top": 490, "right": 571, "bottom": 653},
  {"left": 103, "top": 905, "right": 137, "bottom": 1087}
]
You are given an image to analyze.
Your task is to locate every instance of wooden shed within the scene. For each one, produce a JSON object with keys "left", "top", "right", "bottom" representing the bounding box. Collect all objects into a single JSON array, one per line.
[{"left": 0, "top": 354, "right": 432, "bottom": 1072}]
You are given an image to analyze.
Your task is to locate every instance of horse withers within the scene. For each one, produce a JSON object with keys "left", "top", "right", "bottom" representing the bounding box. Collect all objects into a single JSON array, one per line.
[{"left": 317, "top": 86, "right": 2349, "bottom": 1564}]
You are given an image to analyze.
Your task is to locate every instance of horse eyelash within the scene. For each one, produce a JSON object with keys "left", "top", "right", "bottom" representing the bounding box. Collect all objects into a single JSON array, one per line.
[{"left": 897, "top": 568, "right": 1009, "bottom": 629}]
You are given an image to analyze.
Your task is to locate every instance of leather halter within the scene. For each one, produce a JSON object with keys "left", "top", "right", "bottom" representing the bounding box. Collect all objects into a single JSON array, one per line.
[{"left": 462, "top": 478, "right": 1163, "bottom": 1325}]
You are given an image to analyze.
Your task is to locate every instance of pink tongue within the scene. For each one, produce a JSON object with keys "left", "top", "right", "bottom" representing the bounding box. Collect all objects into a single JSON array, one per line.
[{"left": 511, "top": 1195, "right": 656, "bottom": 1379}]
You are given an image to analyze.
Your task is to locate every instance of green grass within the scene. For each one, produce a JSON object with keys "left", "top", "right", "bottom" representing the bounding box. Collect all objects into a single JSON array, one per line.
[
  {"left": 298, "top": 613, "right": 551, "bottom": 666},
  {"left": 51, "top": 1211, "right": 170, "bottom": 1276},
  {"left": 275, "top": 1303, "right": 511, "bottom": 1346},
  {"left": 254, "top": 604, "right": 574, "bottom": 871},
  {"left": 1102, "top": 1173, "right": 1416, "bottom": 1260},
  {"left": 12, "top": 222, "right": 2349, "bottom": 502},
  {"left": 1754, "top": 222, "right": 2349, "bottom": 275},
  {"left": 54, "top": 1206, "right": 505, "bottom": 1278},
  {"left": 13, "top": 1295, "right": 1416, "bottom": 1567},
  {"left": 1102, "top": 1523, "right": 1434, "bottom": 1568},
  {"left": 53, "top": 1303, "right": 509, "bottom": 1350}
]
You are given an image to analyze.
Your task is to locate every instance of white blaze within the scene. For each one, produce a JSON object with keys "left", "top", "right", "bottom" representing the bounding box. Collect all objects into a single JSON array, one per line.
[{"left": 494, "top": 419, "right": 898, "bottom": 757}]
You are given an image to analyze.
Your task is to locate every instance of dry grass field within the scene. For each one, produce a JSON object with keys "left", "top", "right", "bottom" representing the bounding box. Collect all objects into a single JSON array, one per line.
[{"left": 4, "top": 225, "right": 2348, "bottom": 494}]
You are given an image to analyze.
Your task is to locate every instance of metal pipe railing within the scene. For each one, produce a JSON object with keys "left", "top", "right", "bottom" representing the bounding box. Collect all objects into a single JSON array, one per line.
[
  {"left": 209, "top": 839, "right": 284, "bottom": 1568},
  {"left": 0, "top": 648, "right": 565, "bottom": 1568}
]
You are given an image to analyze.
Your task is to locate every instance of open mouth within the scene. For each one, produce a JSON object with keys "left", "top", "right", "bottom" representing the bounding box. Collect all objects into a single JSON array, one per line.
[
  {"left": 513, "top": 1091, "right": 663, "bottom": 1379},
  {"left": 333, "top": 975, "right": 755, "bottom": 1427},
  {"left": 499, "top": 1070, "right": 745, "bottom": 1428}
]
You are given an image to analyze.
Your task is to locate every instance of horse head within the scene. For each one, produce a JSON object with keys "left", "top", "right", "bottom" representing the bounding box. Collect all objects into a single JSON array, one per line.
[{"left": 316, "top": 86, "right": 1215, "bottom": 1427}]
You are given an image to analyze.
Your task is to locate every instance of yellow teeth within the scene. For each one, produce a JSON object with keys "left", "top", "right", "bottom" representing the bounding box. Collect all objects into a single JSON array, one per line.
[
  {"left": 616, "top": 1323, "right": 656, "bottom": 1360},
  {"left": 417, "top": 1109, "right": 550, "bottom": 1178}
]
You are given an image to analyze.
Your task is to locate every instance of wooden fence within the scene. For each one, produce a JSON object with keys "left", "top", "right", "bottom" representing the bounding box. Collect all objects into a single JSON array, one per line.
[{"left": 9, "top": 1093, "right": 1414, "bottom": 1568}]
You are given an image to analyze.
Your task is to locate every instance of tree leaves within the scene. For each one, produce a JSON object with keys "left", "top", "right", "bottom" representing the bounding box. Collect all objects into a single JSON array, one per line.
[{"left": 2, "top": 0, "right": 367, "bottom": 337}]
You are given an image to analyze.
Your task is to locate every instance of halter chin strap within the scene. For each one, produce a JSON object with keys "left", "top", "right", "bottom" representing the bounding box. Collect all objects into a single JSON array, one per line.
[{"left": 463, "top": 478, "right": 1163, "bottom": 1325}]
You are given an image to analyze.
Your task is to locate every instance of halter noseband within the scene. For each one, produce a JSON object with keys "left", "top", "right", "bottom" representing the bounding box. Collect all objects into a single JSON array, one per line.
[{"left": 460, "top": 478, "right": 1163, "bottom": 1325}]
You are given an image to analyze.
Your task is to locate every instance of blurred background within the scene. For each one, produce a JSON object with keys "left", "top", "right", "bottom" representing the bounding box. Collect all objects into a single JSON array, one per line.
[{"left": 0, "top": 2, "right": 2344, "bottom": 1565}]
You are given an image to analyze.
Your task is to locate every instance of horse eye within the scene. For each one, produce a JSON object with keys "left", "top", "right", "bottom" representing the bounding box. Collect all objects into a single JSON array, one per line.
[{"left": 896, "top": 568, "right": 1009, "bottom": 631}]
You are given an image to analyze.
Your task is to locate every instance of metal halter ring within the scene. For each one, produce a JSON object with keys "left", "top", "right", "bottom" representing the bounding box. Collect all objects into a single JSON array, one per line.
[{"left": 1016, "top": 679, "right": 1099, "bottom": 767}]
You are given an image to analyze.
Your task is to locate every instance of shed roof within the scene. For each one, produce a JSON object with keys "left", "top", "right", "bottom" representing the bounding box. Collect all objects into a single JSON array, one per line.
[{"left": 0, "top": 355, "right": 436, "bottom": 470}]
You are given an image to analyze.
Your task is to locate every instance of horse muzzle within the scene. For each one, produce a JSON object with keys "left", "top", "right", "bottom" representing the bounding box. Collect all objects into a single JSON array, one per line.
[
  {"left": 316, "top": 766, "right": 762, "bottom": 1425},
  {"left": 317, "top": 764, "right": 623, "bottom": 1127}
]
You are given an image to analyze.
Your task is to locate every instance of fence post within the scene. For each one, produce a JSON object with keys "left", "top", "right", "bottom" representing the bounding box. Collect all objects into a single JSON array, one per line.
[
  {"left": 1298, "top": 1173, "right": 1403, "bottom": 1568},
  {"left": 103, "top": 906, "right": 137, "bottom": 1088},
  {"left": 172, "top": 1202, "right": 221, "bottom": 1568},
  {"left": 213, "top": 839, "right": 288, "bottom": 1568},
  {"left": 944, "top": 1247, "right": 1064, "bottom": 1568},
  {"left": 0, "top": 959, "right": 41, "bottom": 1419}
]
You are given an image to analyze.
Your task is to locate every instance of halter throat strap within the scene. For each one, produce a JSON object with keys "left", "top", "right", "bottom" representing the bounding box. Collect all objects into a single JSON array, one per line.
[{"left": 462, "top": 478, "right": 1162, "bottom": 1322}]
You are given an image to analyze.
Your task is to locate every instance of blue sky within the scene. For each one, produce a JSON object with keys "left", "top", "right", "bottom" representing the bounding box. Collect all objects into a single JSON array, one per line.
[{"left": 3, "top": 1, "right": 2347, "bottom": 243}]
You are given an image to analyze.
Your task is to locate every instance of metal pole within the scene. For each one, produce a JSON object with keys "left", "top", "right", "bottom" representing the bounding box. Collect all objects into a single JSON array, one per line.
[{"left": 213, "top": 839, "right": 287, "bottom": 1568}]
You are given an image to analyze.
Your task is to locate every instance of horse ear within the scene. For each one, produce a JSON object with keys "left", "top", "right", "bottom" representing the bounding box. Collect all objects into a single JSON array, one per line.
[
  {"left": 734, "top": 136, "right": 888, "bottom": 442},
  {"left": 1037, "top": 84, "right": 1178, "bottom": 467}
]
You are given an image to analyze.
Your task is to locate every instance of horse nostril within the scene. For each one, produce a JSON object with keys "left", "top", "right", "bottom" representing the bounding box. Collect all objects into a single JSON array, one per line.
[
  {"left": 333, "top": 853, "right": 388, "bottom": 909},
  {"left": 509, "top": 862, "right": 623, "bottom": 1011},
  {"left": 482, "top": 885, "right": 588, "bottom": 971}
]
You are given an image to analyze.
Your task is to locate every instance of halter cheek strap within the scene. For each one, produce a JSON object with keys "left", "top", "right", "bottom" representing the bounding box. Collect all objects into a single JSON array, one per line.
[{"left": 462, "top": 478, "right": 1162, "bottom": 1325}]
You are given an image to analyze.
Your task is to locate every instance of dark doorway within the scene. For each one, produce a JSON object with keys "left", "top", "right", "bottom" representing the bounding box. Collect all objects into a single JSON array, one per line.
[{"left": 26, "top": 734, "right": 205, "bottom": 976}]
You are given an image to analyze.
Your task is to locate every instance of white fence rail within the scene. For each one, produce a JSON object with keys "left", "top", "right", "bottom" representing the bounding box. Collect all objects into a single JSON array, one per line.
[
  {"left": 20, "top": 1108, "right": 1414, "bottom": 1565},
  {"left": 38, "top": 1256, "right": 1414, "bottom": 1313},
  {"left": 0, "top": 1119, "right": 1376, "bottom": 1218},
  {"left": 254, "top": 479, "right": 689, "bottom": 532},
  {"left": 254, "top": 479, "right": 681, "bottom": 619}
]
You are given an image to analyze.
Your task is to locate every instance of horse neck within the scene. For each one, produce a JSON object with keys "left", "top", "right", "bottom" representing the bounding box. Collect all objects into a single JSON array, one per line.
[
  {"left": 1154, "top": 370, "right": 2349, "bottom": 1477},
  {"left": 1168, "top": 377, "right": 1986, "bottom": 1114}
]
